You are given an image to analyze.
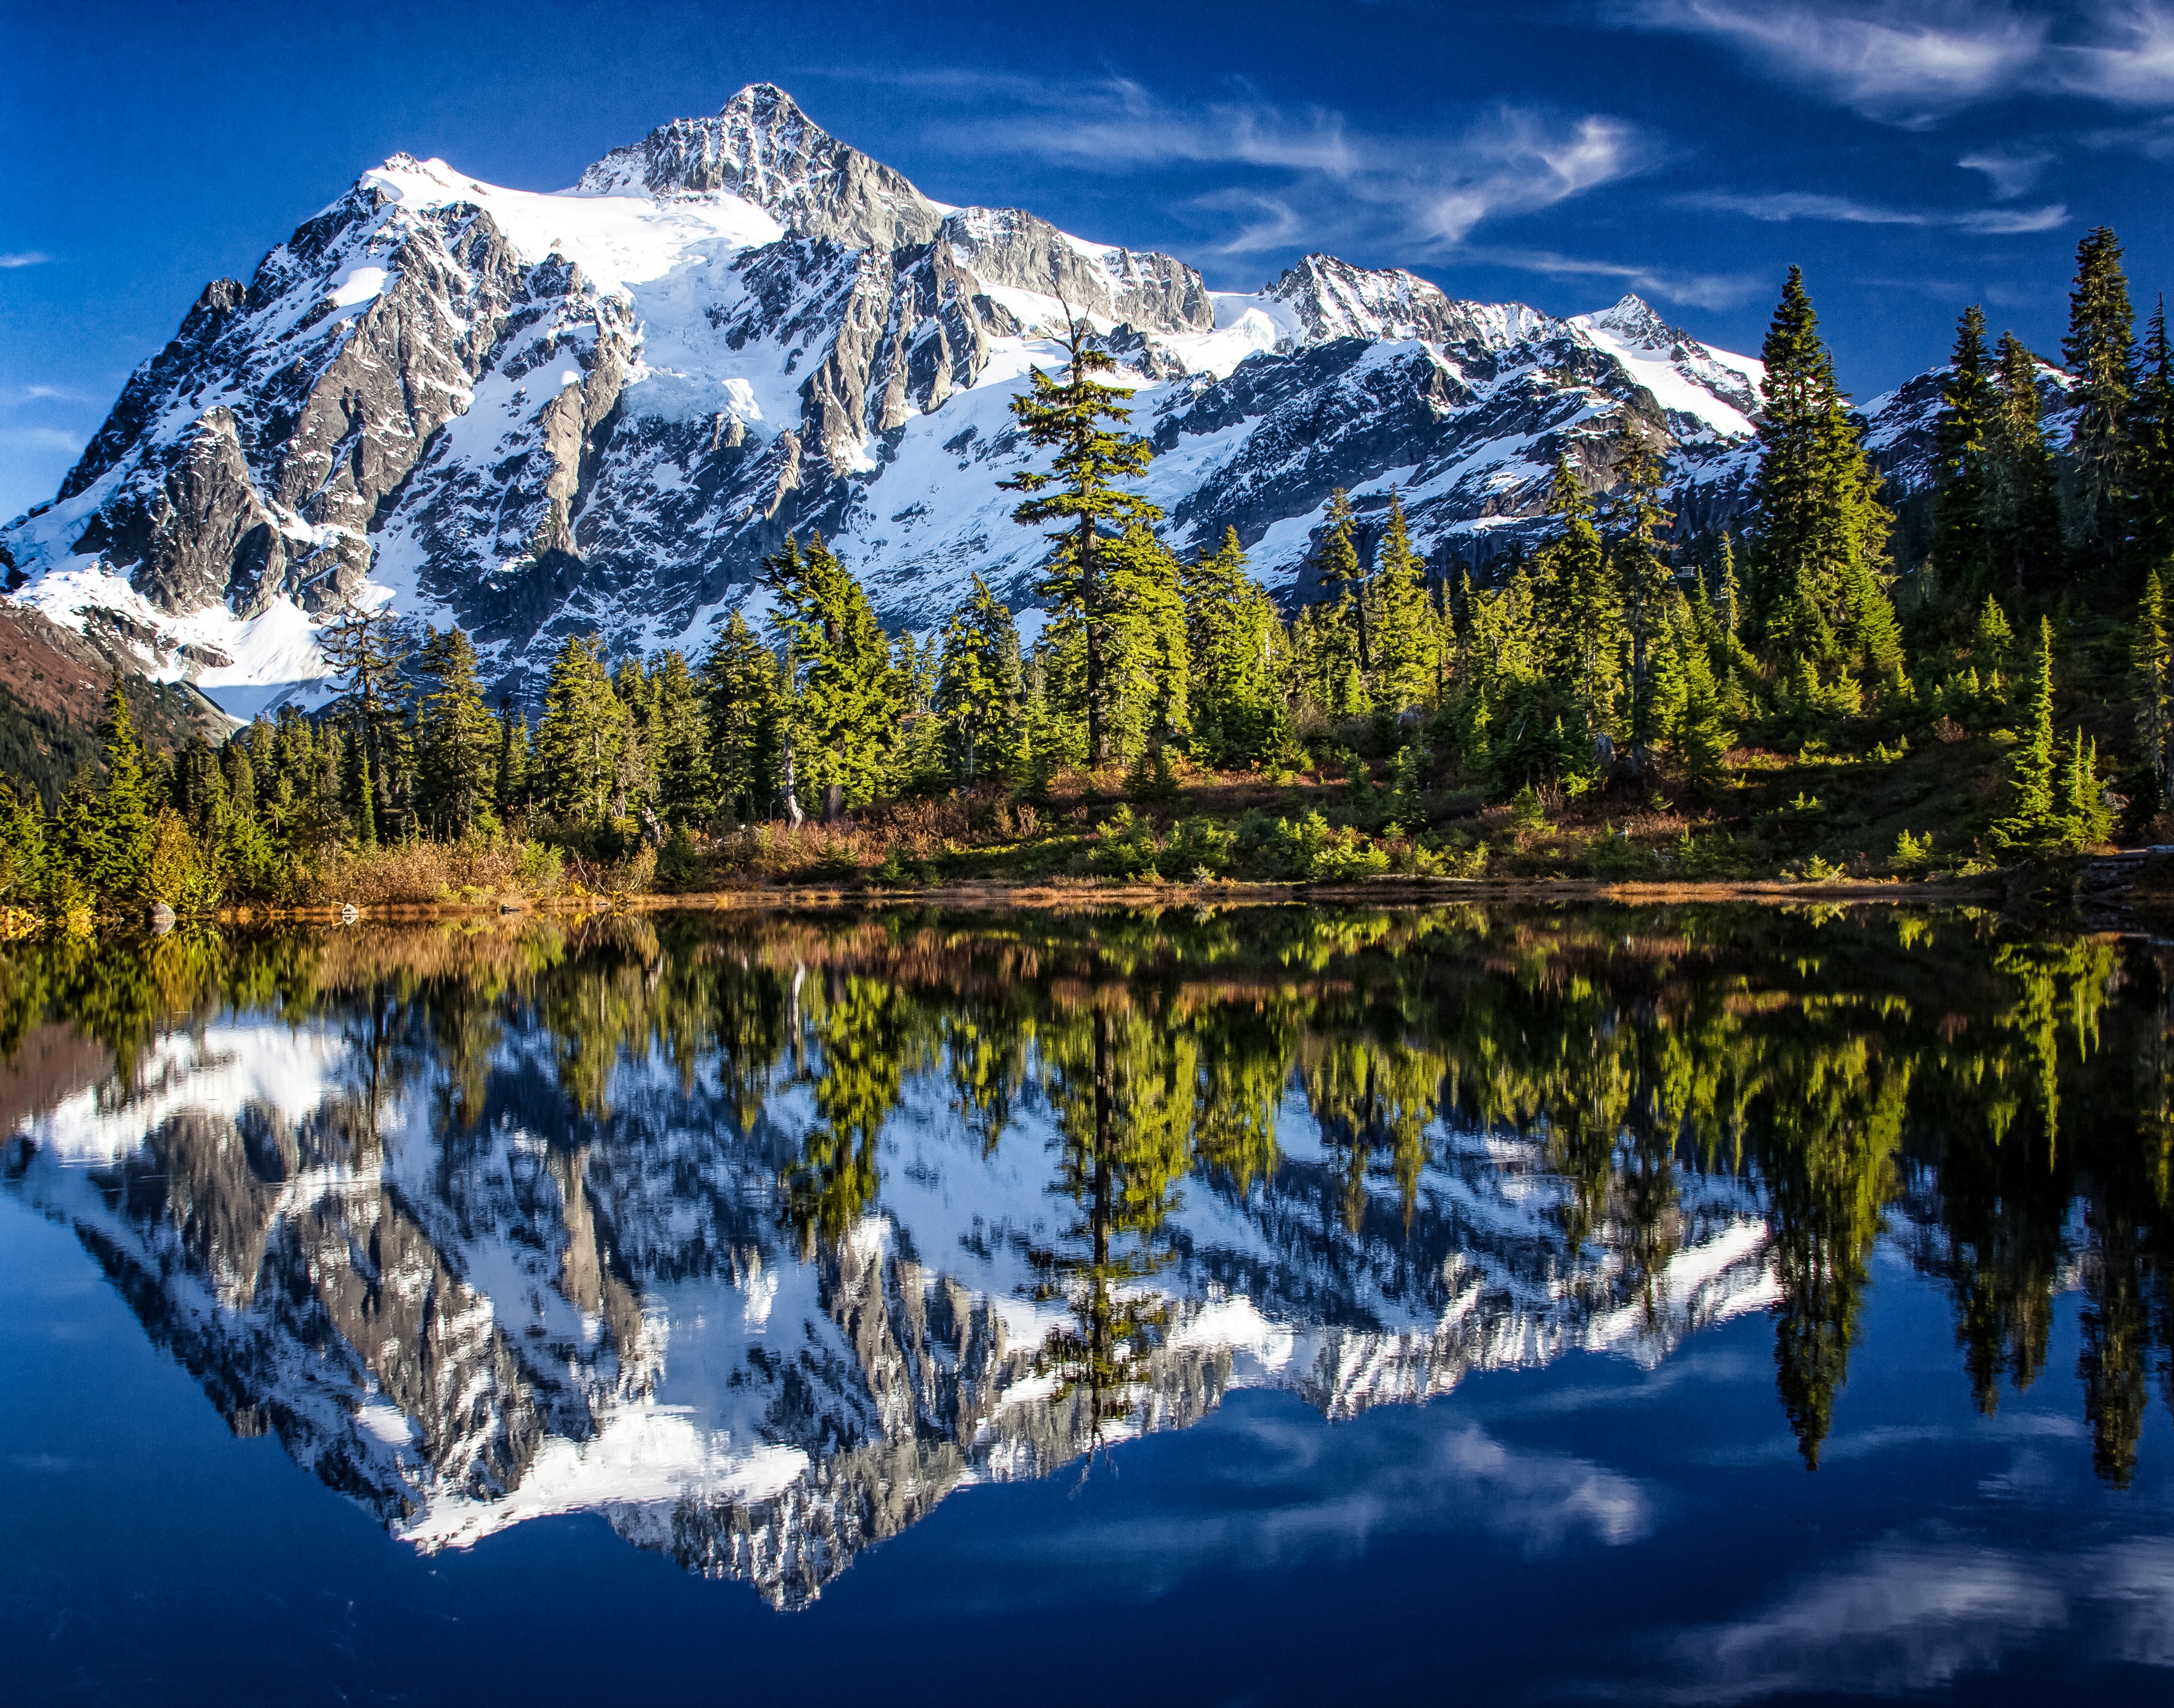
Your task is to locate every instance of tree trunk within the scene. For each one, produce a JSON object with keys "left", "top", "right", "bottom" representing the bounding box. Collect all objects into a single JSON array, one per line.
[
  {"left": 824, "top": 782, "right": 844, "bottom": 823},
  {"left": 781, "top": 738, "right": 804, "bottom": 827},
  {"left": 1082, "top": 518, "right": 1109, "bottom": 767}
]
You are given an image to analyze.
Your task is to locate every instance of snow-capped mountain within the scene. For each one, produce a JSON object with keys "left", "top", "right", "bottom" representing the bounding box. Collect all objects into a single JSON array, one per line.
[
  {"left": 8, "top": 1000, "right": 1775, "bottom": 1608},
  {"left": 2, "top": 83, "right": 1789, "bottom": 715}
]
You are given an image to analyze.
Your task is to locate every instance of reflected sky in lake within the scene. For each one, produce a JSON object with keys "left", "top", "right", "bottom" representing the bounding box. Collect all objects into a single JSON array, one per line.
[{"left": 2, "top": 904, "right": 2172, "bottom": 1704}]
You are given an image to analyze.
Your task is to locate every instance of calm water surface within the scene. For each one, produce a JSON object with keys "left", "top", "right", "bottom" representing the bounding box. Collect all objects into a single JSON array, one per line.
[{"left": 3, "top": 904, "right": 2172, "bottom": 1704}]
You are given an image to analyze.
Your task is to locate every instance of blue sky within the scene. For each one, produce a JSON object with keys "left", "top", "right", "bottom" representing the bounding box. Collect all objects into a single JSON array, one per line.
[{"left": 4, "top": 0, "right": 2172, "bottom": 521}]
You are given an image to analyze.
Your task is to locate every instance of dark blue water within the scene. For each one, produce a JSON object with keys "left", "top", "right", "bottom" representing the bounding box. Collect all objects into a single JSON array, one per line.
[{"left": 3, "top": 907, "right": 2171, "bottom": 1704}]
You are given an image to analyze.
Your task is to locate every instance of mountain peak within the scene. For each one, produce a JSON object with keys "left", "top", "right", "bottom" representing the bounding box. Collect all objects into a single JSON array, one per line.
[
  {"left": 574, "top": 83, "right": 941, "bottom": 252},
  {"left": 1575, "top": 293, "right": 1674, "bottom": 349}
]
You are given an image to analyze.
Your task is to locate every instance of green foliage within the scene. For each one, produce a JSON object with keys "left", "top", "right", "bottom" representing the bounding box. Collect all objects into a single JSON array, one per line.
[
  {"left": 935, "top": 573, "right": 1022, "bottom": 782},
  {"left": 2064, "top": 226, "right": 2136, "bottom": 574},
  {"left": 535, "top": 634, "right": 626, "bottom": 823},
  {"left": 767, "top": 533, "right": 901, "bottom": 817},
  {"left": 1005, "top": 318, "right": 1169, "bottom": 765},
  {"left": 702, "top": 612, "right": 784, "bottom": 824},
  {"left": 416, "top": 626, "right": 499, "bottom": 838}
]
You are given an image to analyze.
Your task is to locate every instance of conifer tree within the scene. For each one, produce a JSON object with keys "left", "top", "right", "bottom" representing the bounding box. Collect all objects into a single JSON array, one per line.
[
  {"left": 2062, "top": 730, "right": 2114, "bottom": 846},
  {"left": 650, "top": 649, "right": 713, "bottom": 826},
  {"left": 1080, "top": 521, "right": 1190, "bottom": 756},
  {"left": 1534, "top": 457, "right": 1621, "bottom": 769},
  {"left": 534, "top": 634, "right": 624, "bottom": 821},
  {"left": 2138, "top": 566, "right": 2174, "bottom": 811},
  {"left": 766, "top": 533, "right": 899, "bottom": 819},
  {"left": 1995, "top": 617, "right": 2061, "bottom": 847},
  {"left": 69, "top": 670, "right": 155, "bottom": 902},
  {"left": 1986, "top": 333, "right": 2065, "bottom": 592},
  {"left": 702, "top": 614, "right": 784, "bottom": 823},
  {"left": 1746, "top": 269, "right": 1892, "bottom": 650},
  {"left": 0, "top": 780, "right": 48, "bottom": 907},
  {"left": 496, "top": 705, "right": 530, "bottom": 823},
  {"left": 2129, "top": 295, "right": 2174, "bottom": 576},
  {"left": 1931, "top": 305, "right": 1996, "bottom": 599},
  {"left": 319, "top": 600, "right": 407, "bottom": 840},
  {"left": 2063, "top": 226, "right": 2137, "bottom": 575},
  {"left": 1612, "top": 427, "right": 1674, "bottom": 773},
  {"left": 1179, "top": 527, "right": 1284, "bottom": 765},
  {"left": 1368, "top": 493, "right": 1434, "bottom": 712},
  {"left": 1004, "top": 318, "right": 1161, "bottom": 765},
  {"left": 935, "top": 575, "right": 1022, "bottom": 783},
  {"left": 416, "top": 625, "right": 498, "bottom": 838},
  {"left": 1309, "top": 489, "right": 1368, "bottom": 710}
]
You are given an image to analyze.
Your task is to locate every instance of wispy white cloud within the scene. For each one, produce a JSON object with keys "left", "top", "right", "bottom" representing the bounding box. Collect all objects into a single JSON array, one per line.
[
  {"left": 1682, "top": 189, "right": 2068, "bottom": 233},
  {"left": 1620, "top": 2, "right": 2174, "bottom": 124},
  {"left": 0, "top": 251, "right": 52, "bottom": 269},
  {"left": 922, "top": 76, "right": 1650, "bottom": 253},
  {"left": 1957, "top": 144, "right": 2054, "bottom": 193}
]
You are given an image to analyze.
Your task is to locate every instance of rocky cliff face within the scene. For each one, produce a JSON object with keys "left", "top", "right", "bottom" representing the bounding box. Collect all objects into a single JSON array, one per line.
[{"left": 3, "top": 80, "right": 1929, "bottom": 714}]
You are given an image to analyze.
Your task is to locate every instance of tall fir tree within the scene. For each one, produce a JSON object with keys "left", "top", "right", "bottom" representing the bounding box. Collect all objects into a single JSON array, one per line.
[
  {"left": 650, "top": 649, "right": 713, "bottom": 826},
  {"left": 1309, "top": 488, "right": 1368, "bottom": 713},
  {"left": 1179, "top": 526, "right": 1284, "bottom": 766},
  {"left": 766, "top": 533, "right": 900, "bottom": 819},
  {"left": 2129, "top": 295, "right": 2174, "bottom": 577},
  {"left": 1533, "top": 457, "right": 1622, "bottom": 768},
  {"left": 1367, "top": 493, "right": 1435, "bottom": 712},
  {"left": 1995, "top": 617, "right": 2061, "bottom": 847},
  {"left": 1746, "top": 268, "right": 1893, "bottom": 652},
  {"left": 1612, "top": 426, "right": 1674, "bottom": 773},
  {"left": 71, "top": 670, "right": 156, "bottom": 903},
  {"left": 2063, "top": 226, "right": 2137, "bottom": 577},
  {"left": 1986, "top": 333, "right": 2065, "bottom": 592},
  {"left": 415, "top": 625, "right": 498, "bottom": 838},
  {"left": 701, "top": 614, "right": 784, "bottom": 824},
  {"left": 935, "top": 574, "right": 1022, "bottom": 783},
  {"left": 2136, "top": 566, "right": 2174, "bottom": 813},
  {"left": 534, "top": 634, "right": 626, "bottom": 822},
  {"left": 1004, "top": 318, "right": 1161, "bottom": 765},
  {"left": 319, "top": 600, "right": 408, "bottom": 840},
  {"left": 1931, "top": 304, "right": 1996, "bottom": 600}
]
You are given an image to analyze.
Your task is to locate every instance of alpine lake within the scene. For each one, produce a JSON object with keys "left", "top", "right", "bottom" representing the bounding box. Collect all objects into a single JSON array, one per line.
[{"left": 5, "top": 899, "right": 2174, "bottom": 1706}]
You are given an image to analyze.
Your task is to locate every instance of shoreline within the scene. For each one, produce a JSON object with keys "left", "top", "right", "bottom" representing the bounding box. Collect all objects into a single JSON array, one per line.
[{"left": 196, "top": 872, "right": 2019, "bottom": 925}]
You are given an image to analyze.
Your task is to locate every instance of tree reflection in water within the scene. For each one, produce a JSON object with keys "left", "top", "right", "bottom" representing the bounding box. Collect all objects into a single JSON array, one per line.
[{"left": 5, "top": 902, "right": 2173, "bottom": 1597}]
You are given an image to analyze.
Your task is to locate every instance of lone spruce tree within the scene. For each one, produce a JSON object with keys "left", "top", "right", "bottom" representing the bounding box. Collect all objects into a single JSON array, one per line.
[
  {"left": 1004, "top": 317, "right": 1160, "bottom": 766},
  {"left": 2064, "top": 226, "right": 2137, "bottom": 577},
  {"left": 1931, "top": 305, "right": 1996, "bottom": 599},
  {"left": 1746, "top": 268, "right": 1891, "bottom": 647}
]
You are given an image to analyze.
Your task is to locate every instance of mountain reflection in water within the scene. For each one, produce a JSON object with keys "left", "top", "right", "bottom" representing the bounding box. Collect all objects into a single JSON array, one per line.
[{"left": 3, "top": 904, "right": 2170, "bottom": 1610}]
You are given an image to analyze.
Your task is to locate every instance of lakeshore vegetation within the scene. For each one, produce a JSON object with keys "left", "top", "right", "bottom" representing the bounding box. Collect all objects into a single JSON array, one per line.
[{"left": 7, "top": 231, "right": 2174, "bottom": 919}]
